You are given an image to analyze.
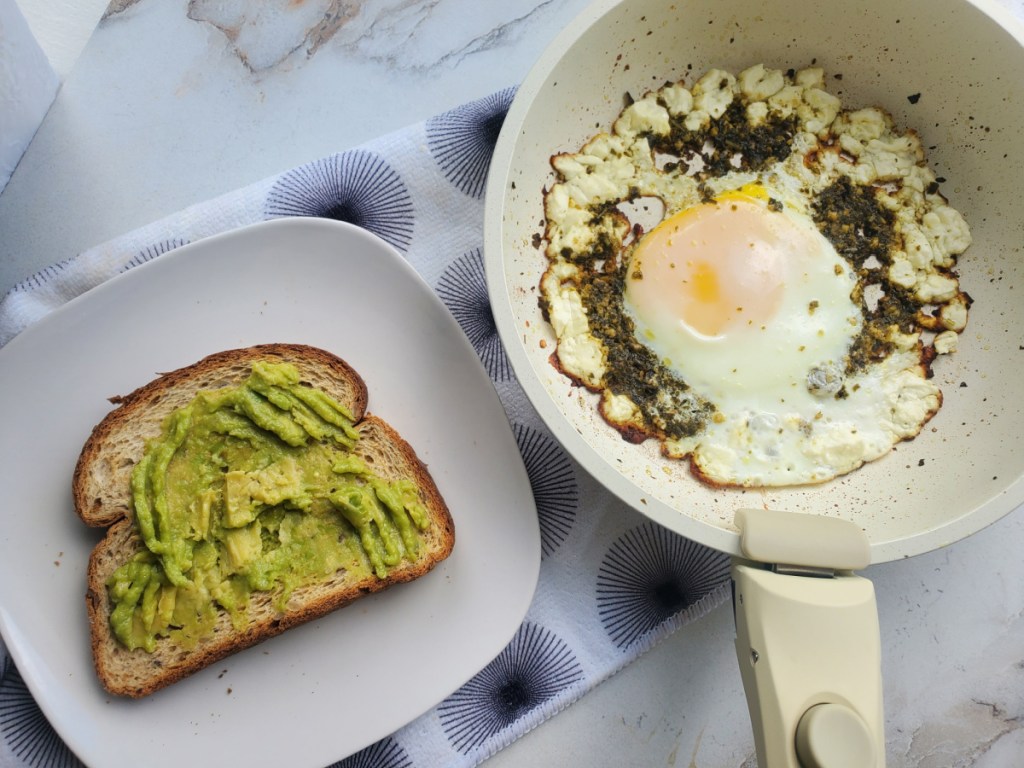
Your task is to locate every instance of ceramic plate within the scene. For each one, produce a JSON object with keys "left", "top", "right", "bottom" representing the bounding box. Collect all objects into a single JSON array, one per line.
[{"left": 0, "top": 218, "right": 540, "bottom": 768}]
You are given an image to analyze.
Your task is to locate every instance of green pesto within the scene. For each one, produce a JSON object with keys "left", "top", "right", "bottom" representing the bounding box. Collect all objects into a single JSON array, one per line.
[{"left": 107, "top": 361, "right": 431, "bottom": 653}]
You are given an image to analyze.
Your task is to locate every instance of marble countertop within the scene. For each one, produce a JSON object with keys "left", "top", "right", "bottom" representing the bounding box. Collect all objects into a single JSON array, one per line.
[{"left": 4, "top": 1, "right": 1023, "bottom": 766}]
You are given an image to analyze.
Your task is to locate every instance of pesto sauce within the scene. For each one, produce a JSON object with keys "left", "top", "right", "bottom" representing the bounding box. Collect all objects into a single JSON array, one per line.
[
  {"left": 107, "top": 361, "right": 431, "bottom": 653},
  {"left": 810, "top": 176, "right": 919, "bottom": 375}
]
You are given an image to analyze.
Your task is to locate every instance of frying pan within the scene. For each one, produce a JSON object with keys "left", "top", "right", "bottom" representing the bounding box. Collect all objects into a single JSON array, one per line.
[{"left": 482, "top": 0, "right": 1024, "bottom": 764}]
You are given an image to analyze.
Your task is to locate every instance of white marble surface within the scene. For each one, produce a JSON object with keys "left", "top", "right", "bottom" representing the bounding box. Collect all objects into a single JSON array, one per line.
[{"left": 4, "top": 1, "right": 1024, "bottom": 766}]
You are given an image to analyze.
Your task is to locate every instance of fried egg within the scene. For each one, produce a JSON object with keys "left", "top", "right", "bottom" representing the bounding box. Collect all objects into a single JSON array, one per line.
[
  {"left": 540, "top": 65, "right": 971, "bottom": 488},
  {"left": 623, "top": 185, "right": 864, "bottom": 484}
]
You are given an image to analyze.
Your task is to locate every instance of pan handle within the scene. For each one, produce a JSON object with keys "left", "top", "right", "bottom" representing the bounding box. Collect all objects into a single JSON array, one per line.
[{"left": 731, "top": 508, "right": 885, "bottom": 768}]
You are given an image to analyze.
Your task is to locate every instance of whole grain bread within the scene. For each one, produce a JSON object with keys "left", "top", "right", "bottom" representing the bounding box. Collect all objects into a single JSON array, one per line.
[{"left": 73, "top": 344, "right": 454, "bottom": 698}]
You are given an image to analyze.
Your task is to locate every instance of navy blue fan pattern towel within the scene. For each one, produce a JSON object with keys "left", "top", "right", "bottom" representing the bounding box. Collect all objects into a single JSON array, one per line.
[
  {"left": 436, "top": 248, "right": 513, "bottom": 383},
  {"left": 0, "top": 89, "right": 731, "bottom": 768},
  {"left": 0, "top": 654, "right": 82, "bottom": 768},
  {"left": 427, "top": 87, "right": 516, "bottom": 200},
  {"left": 438, "top": 622, "right": 584, "bottom": 754},
  {"left": 264, "top": 150, "right": 415, "bottom": 252}
]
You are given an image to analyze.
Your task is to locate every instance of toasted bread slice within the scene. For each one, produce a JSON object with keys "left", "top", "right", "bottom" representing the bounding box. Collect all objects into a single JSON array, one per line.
[{"left": 73, "top": 344, "right": 454, "bottom": 698}]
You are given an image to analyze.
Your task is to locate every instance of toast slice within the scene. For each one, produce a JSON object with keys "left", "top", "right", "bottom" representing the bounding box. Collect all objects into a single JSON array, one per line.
[{"left": 73, "top": 344, "right": 454, "bottom": 698}]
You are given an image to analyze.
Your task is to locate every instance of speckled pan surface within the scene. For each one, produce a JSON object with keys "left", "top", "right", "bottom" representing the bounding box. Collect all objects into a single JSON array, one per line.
[{"left": 484, "top": 0, "right": 1024, "bottom": 563}]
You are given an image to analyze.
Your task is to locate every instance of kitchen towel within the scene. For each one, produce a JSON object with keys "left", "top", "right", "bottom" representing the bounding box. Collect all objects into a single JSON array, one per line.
[{"left": 0, "top": 88, "right": 732, "bottom": 768}]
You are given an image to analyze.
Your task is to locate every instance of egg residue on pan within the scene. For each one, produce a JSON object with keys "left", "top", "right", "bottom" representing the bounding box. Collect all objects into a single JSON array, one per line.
[{"left": 539, "top": 65, "right": 972, "bottom": 488}]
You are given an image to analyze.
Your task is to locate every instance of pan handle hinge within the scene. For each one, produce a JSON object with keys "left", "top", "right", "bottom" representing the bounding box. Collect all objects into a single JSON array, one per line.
[
  {"left": 772, "top": 563, "right": 835, "bottom": 578},
  {"left": 734, "top": 508, "right": 870, "bottom": 571}
]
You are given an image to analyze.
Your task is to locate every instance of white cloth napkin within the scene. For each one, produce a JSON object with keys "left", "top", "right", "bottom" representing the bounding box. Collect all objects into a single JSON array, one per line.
[{"left": 0, "top": 89, "right": 731, "bottom": 768}]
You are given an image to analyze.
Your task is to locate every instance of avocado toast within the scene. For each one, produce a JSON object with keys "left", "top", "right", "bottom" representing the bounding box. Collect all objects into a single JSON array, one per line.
[{"left": 73, "top": 344, "right": 455, "bottom": 698}]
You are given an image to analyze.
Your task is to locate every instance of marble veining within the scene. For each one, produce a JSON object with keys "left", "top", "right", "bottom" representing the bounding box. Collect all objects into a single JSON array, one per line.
[
  {"left": 297, "top": 0, "right": 561, "bottom": 72},
  {"left": 102, "top": 0, "right": 561, "bottom": 76},
  {"left": 899, "top": 696, "right": 1023, "bottom": 765},
  {"left": 102, "top": 0, "right": 143, "bottom": 18},
  {"left": 184, "top": 0, "right": 356, "bottom": 72}
]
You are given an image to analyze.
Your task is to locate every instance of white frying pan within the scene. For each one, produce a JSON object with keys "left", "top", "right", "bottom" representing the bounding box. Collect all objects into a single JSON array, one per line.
[{"left": 483, "top": 0, "right": 1024, "bottom": 764}]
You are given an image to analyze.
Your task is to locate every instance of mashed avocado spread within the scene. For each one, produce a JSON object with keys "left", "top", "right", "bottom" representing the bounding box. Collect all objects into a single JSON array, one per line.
[{"left": 107, "top": 361, "right": 431, "bottom": 653}]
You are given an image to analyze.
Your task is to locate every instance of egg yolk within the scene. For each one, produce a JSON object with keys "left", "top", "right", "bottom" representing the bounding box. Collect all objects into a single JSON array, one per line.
[{"left": 627, "top": 195, "right": 811, "bottom": 339}]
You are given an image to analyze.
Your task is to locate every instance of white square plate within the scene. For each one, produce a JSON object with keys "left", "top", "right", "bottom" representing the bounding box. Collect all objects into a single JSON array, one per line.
[{"left": 0, "top": 218, "right": 540, "bottom": 768}]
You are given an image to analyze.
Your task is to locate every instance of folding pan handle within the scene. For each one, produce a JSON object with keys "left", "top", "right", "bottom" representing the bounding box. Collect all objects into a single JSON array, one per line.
[{"left": 732, "top": 508, "right": 886, "bottom": 768}]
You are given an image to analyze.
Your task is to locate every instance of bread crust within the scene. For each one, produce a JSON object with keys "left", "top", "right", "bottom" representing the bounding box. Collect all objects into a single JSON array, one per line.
[{"left": 74, "top": 344, "right": 454, "bottom": 698}]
